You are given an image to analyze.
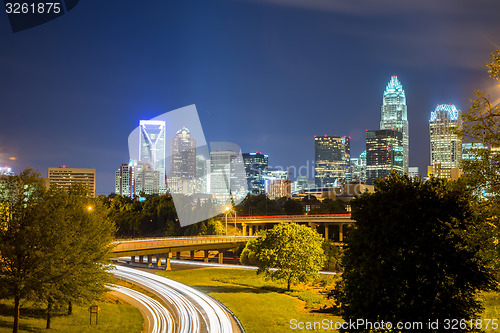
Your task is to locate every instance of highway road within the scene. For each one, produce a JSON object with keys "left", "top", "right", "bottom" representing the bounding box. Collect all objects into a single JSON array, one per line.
[
  {"left": 109, "top": 284, "right": 174, "bottom": 333},
  {"left": 113, "top": 265, "right": 236, "bottom": 333}
]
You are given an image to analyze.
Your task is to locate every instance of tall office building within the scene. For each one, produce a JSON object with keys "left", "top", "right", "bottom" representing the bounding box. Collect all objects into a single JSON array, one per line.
[
  {"left": 314, "top": 135, "right": 350, "bottom": 187},
  {"left": 210, "top": 150, "right": 246, "bottom": 198},
  {"left": 169, "top": 126, "right": 196, "bottom": 194},
  {"left": 115, "top": 160, "right": 160, "bottom": 197},
  {"left": 429, "top": 104, "right": 462, "bottom": 169},
  {"left": 264, "top": 168, "right": 290, "bottom": 198},
  {"left": 139, "top": 120, "right": 166, "bottom": 186},
  {"left": 133, "top": 162, "right": 160, "bottom": 195},
  {"left": 242, "top": 152, "right": 268, "bottom": 194},
  {"left": 196, "top": 154, "right": 210, "bottom": 194},
  {"left": 365, "top": 130, "right": 403, "bottom": 185},
  {"left": 115, "top": 163, "right": 133, "bottom": 197},
  {"left": 380, "top": 76, "right": 409, "bottom": 173},
  {"left": 48, "top": 167, "right": 96, "bottom": 196}
]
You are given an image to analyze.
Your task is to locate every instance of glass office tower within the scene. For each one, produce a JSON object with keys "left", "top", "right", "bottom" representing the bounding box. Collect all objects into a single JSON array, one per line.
[
  {"left": 242, "top": 152, "right": 268, "bottom": 194},
  {"left": 429, "top": 104, "right": 462, "bottom": 169},
  {"left": 380, "top": 76, "right": 409, "bottom": 173},
  {"left": 314, "top": 135, "right": 350, "bottom": 187},
  {"left": 139, "top": 120, "right": 166, "bottom": 186},
  {"left": 366, "top": 129, "right": 403, "bottom": 184}
]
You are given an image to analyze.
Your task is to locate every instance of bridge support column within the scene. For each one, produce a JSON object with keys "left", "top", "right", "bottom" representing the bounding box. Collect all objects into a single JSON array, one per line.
[
  {"left": 339, "top": 224, "right": 343, "bottom": 242},
  {"left": 218, "top": 252, "right": 223, "bottom": 264},
  {"left": 138, "top": 255, "right": 144, "bottom": 264},
  {"left": 204, "top": 250, "right": 209, "bottom": 263},
  {"left": 165, "top": 252, "right": 172, "bottom": 270},
  {"left": 176, "top": 251, "right": 181, "bottom": 260},
  {"left": 324, "top": 225, "right": 329, "bottom": 240},
  {"left": 242, "top": 223, "right": 246, "bottom": 236},
  {"left": 147, "top": 255, "right": 153, "bottom": 265},
  {"left": 248, "top": 226, "right": 253, "bottom": 236},
  {"left": 156, "top": 255, "right": 163, "bottom": 267},
  {"left": 190, "top": 251, "right": 195, "bottom": 261},
  {"left": 233, "top": 249, "right": 238, "bottom": 263},
  {"left": 130, "top": 256, "right": 136, "bottom": 263}
]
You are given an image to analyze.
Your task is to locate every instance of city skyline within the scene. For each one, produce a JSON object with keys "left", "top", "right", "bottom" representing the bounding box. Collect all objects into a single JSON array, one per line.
[{"left": 1, "top": 1, "right": 500, "bottom": 194}]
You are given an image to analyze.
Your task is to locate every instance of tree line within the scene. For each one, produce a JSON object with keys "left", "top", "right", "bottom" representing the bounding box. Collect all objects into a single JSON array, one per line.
[{"left": 101, "top": 192, "right": 346, "bottom": 238}]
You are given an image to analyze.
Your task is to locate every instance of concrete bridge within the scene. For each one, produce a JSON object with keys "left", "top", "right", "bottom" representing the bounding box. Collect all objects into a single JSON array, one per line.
[
  {"left": 219, "top": 214, "right": 354, "bottom": 241},
  {"left": 111, "top": 214, "right": 355, "bottom": 270},
  {"left": 111, "top": 236, "right": 255, "bottom": 270}
]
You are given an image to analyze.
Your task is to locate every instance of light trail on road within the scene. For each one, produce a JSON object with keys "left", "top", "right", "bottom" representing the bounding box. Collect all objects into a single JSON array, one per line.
[
  {"left": 109, "top": 284, "right": 174, "bottom": 333},
  {"left": 113, "top": 265, "right": 234, "bottom": 333}
]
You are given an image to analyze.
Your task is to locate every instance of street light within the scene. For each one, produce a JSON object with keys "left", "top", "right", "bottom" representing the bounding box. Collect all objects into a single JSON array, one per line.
[
  {"left": 87, "top": 206, "right": 93, "bottom": 212},
  {"left": 234, "top": 210, "right": 237, "bottom": 236},
  {"left": 224, "top": 206, "right": 230, "bottom": 236}
]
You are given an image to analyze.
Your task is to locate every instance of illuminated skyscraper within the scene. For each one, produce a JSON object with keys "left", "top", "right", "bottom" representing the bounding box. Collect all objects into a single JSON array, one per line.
[
  {"left": 314, "top": 135, "right": 350, "bottom": 187},
  {"left": 242, "top": 152, "right": 268, "bottom": 194},
  {"left": 429, "top": 104, "right": 462, "bottom": 169},
  {"left": 365, "top": 129, "right": 403, "bottom": 185},
  {"left": 380, "top": 76, "right": 409, "bottom": 173},
  {"left": 169, "top": 126, "right": 196, "bottom": 194},
  {"left": 139, "top": 120, "right": 166, "bottom": 186}
]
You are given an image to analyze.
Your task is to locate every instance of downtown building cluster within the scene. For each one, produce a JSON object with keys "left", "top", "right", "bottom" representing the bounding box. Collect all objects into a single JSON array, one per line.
[
  {"left": 115, "top": 121, "right": 250, "bottom": 201},
  {"left": 0, "top": 77, "right": 478, "bottom": 199},
  {"left": 313, "top": 75, "right": 468, "bottom": 189},
  {"left": 111, "top": 75, "right": 471, "bottom": 200}
]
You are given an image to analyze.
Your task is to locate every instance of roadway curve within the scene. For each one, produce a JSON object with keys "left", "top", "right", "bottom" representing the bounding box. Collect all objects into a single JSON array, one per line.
[
  {"left": 113, "top": 265, "right": 236, "bottom": 333},
  {"left": 109, "top": 284, "right": 174, "bottom": 333}
]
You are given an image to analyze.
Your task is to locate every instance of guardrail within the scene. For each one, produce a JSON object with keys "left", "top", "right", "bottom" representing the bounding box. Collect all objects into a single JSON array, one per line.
[
  {"left": 112, "top": 236, "right": 257, "bottom": 252},
  {"left": 221, "top": 214, "right": 352, "bottom": 220}
]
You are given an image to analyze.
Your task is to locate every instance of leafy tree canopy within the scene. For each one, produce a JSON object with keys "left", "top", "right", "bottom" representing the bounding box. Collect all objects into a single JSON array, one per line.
[
  {"left": 458, "top": 49, "right": 500, "bottom": 196},
  {"left": 337, "top": 172, "right": 497, "bottom": 332},
  {"left": 242, "top": 222, "right": 325, "bottom": 291},
  {"left": 0, "top": 169, "right": 115, "bottom": 332}
]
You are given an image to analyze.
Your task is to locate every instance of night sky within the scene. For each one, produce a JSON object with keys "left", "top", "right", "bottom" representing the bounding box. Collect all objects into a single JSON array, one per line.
[{"left": 1, "top": 0, "right": 500, "bottom": 195}]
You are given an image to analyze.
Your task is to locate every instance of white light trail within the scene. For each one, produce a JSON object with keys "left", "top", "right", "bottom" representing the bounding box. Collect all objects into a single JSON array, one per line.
[{"left": 113, "top": 265, "right": 234, "bottom": 333}]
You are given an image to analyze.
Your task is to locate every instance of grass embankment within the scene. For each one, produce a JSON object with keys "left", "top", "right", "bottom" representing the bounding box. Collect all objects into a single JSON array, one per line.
[
  {"left": 159, "top": 267, "right": 343, "bottom": 332},
  {"left": 159, "top": 266, "right": 500, "bottom": 333},
  {"left": 0, "top": 293, "right": 143, "bottom": 333}
]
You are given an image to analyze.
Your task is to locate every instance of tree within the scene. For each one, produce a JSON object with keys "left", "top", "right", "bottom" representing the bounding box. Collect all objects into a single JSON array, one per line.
[
  {"left": 281, "top": 198, "right": 305, "bottom": 215},
  {"left": 309, "top": 198, "right": 346, "bottom": 214},
  {"left": 0, "top": 170, "right": 47, "bottom": 333},
  {"left": 207, "top": 217, "right": 225, "bottom": 235},
  {"left": 337, "top": 172, "right": 497, "bottom": 332},
  {"left": 457, "top": 49, "right": 500, "bottom": 276},
  {"left": 242, "top": 223, "right": 325, "bottom": 291},
  {"left": 236, "top": 194, "right": 284, "bottom": 216},
  {"left": 458, "top": 49, "right": 500, "bottom": 195},
  {"left": 33, "top": 185, "right": 115, "bottom": 328},
  {"left": 322, "top": 241, "right": 343, "bottom": 272},
  {"left": 0, "top": 170, "right": 115, "bottom": 332}
]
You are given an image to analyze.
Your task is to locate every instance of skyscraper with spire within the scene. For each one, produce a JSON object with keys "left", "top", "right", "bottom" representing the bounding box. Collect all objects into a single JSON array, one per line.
[{"left": 380, "top": 76, "right": 409, "bottom": 173}]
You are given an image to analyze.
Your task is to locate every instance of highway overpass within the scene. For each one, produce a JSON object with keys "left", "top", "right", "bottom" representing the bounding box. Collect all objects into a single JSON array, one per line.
[
  {"left": 111, "top": 214, "right": 355, "bottom": 269},
  {"left": 219, "top": 214, "right": 354, "bottom": 241},
  {"left": 111, "top": 236, "right": 255, "bottom": 270}
]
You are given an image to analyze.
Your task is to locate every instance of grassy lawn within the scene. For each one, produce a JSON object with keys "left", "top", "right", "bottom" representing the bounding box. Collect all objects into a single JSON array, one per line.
[
  {"left": 0, "top": 293, "right": 143, "bottom": 333},
  {"left": 159, "top": 266, "right": 343, "bottom": 332},
  {"left": 159, "top": 266, "right": 500, "bottom": 333},
  {"left": 481, "top": 292, "right": 500, "bottom": 332}
]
